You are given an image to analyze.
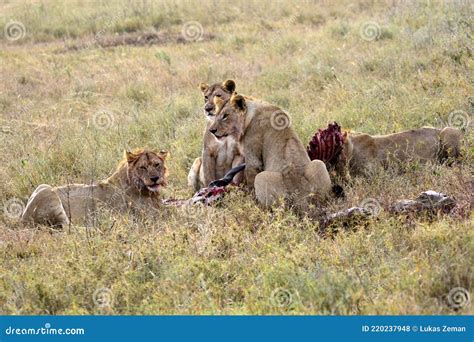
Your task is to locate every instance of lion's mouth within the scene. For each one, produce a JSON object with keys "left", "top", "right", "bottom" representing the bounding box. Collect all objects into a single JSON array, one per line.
[
  {"left": 147, "top": 184, "right": 162, "bottom": 192},
  {"left": 214, "top": 133, "right": 228, "bottom": 139}
]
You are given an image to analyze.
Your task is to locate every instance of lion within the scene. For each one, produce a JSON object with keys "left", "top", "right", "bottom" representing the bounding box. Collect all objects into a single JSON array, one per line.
[
  {"left": 187, "top": 79, "right": 245, "bottom": 191},
  {"left": 21, "top": 149, "right": 168, "bottom": 227},
  {"left": 336, "top": 127, "right": 462, "bottom": 178},
  {"left": 209, "top": 94, "right": 333, "bottom": 210}
]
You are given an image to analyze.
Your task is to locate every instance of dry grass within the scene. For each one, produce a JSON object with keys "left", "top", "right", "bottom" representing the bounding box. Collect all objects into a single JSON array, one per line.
[{"left": 0, "top": 0, "right": 472, "bottom": 314}]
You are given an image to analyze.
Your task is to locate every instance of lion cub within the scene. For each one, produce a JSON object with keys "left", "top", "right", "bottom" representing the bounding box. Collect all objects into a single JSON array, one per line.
[
  {"left": 340, "top": 127, "right": 462, "bottom": 177},
  {"left": 210, "top": 94, "right": 333, "bottom": 209},
  {"left": 187, "top": 80, "right": 245, "bottom": 191},
  {"left": 21, "top": 149, "right": 168, "bottom": 227}
]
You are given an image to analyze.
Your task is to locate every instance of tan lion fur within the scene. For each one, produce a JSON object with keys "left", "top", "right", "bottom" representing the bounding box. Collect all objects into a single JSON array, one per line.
[
  {"left": 187, "top": 79, "right": 245, "bottom": 191},
  {"left": 336, "top": 126, "right": 462, "bottom": 178},
  {"left": 21, "top": 149, "right": 168, "bottom": 227},
  {"left": 210, "top": 94, "right": 333, "bottom": 210}
]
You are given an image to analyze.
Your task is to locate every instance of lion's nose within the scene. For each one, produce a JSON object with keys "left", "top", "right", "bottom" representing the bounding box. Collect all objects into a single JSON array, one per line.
[
  {"left": 150, "top": 176, "right": 159, "bottom": 183},
  {"left": 210, "top": 128, "right": 217, "bottom": 134},
  {"left": 205, "top": 103, "right": 214, "bottom": 112}
]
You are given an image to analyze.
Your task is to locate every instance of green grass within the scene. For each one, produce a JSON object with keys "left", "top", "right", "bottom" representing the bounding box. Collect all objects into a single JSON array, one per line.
[{"left": 0, "top": 0, "right": 472, "bottom": 314}]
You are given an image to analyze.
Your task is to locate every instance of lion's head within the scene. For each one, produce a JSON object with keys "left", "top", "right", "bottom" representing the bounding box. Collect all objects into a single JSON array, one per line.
[
  {"left": 208, "top": 94, "right": 247, "bottom": 140},
  {"left": 124, "top": 149, "right": 168, "bottom": 194},
  {"left": 199, "top": 79, "right": 235, "bottom": 118}
]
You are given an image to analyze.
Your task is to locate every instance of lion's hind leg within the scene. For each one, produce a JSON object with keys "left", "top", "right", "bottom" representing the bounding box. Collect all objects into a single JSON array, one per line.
[
  {"left": 303, "top": 160, "right": 333, "bottom": 201},
  {"left": 439, "top": 127, "right": 462, "bottom": 164},
  {"left": 254, "top": 171, "right": 287, "bottom": 208},
  {"left": 21, "top": 184, "right": 69, "bottom": 227}
]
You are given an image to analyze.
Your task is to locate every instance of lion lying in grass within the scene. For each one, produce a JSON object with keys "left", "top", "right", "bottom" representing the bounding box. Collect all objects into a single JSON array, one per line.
[
  {"left": 320, "top": 126, "right": 463, "bottom": 179},
  {"left": 21, "top": 149, "right": 168, "bottom": 227},
  {"left": 210, "top": 94, "right": 333, "bottom": 210}
]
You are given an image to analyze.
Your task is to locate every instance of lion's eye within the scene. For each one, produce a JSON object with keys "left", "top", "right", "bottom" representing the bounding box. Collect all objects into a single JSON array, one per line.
[
  {"left": 154, "top": 163, "right": 160, "bottom": 168},
  {"left": 204, "top": 96, "right": 209, "bottom": 101},
  {"left": 215, "top": 94, "right": 222, "bottom": 98},
  {"left": 222, "top": 113, "right": 229, "bottom": 120},
  {"left": 140, "top": 166, "right": 147, "bottom": 171}
]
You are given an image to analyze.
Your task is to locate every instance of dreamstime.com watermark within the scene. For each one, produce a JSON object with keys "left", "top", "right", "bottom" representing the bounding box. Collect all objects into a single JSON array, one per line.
[
  {"left": 359, "top": 21, "right": 381, "bottom": 41},
  {"left": 4, "top": 323, "right": 85, "bottom": 336},
  {"left": 447, "top": 110, "right": 471, "bottom": 130},
  {"left": 360, "top": 198, "right": 382, "bottom": 215},
  {"left": 270, "top": 110, "right": 292, "bottom": 130},
  {"left": 93, "top": 287, "right": 114, "bottom": 308},
  {"left": 270, "top": 287, "right": 300, "bottom": 308},
  {"left": 184, "top": 203, "right": 206, "bottom": 221},
  {"left": 447, "top": 287, "right": 470, "bottom": 309},
  {"left": 64, "top": 14, "right": 123, "bottom": 49},
  {"left": 4, "top": 20, "right": 26, "bottom": 41},
  {"left": 263, "top": 14, "right": 299, "bottom": 48},
  {"left": 3, "top": 197, "right": 25, "bottom": 219},
  {"left": 181, "top": 21, "right": 204, "bottom": 42},
  {"left": 92, "top": 109, "right": 115, "bottom": 130}
]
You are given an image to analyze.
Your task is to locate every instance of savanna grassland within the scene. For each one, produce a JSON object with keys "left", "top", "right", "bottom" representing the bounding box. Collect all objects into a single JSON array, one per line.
[{"left": 0, "top": 0, "right": 472, "bottom": 315}]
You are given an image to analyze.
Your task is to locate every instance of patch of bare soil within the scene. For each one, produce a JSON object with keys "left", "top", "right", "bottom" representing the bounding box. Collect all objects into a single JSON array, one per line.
[{"left": 60, "top": 30, "right": 215, "bottom": 52}]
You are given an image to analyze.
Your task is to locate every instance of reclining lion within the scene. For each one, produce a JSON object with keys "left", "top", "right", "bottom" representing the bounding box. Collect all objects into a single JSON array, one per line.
[
  {"left": 209, "top": 94, "right": 333, "bottom": 209},
  {"left": 21, "top": 148, "right": 168, "bottom": 227},
  {"left": 324, "top": 126, "right": 462, "bottom": 179},
  {"left": 345, "top": 126, "right": 462, "bottom": 176},
  {"left": 188, "top": 80, "right": 245, "bottom": 191}
]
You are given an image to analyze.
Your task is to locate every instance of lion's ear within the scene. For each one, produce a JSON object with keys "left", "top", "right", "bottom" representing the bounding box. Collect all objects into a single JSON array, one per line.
[
  {"left": 199, "top": 83, "right": 209, "bottom": 93},
  {"left": 124, "top": 150, "right": 140, "bottom": 164},
  {"left": 158, "top": 150, "right": 169, "bottom": 160},
  {"left": 124, "top": 150, "right": 133, "bottom": 163},
  {"left": 222, "top": 79, "right": 236, "bottom": 93},
  {"left": 231, "top": 94, "right": 246, "bottom": 110}
]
